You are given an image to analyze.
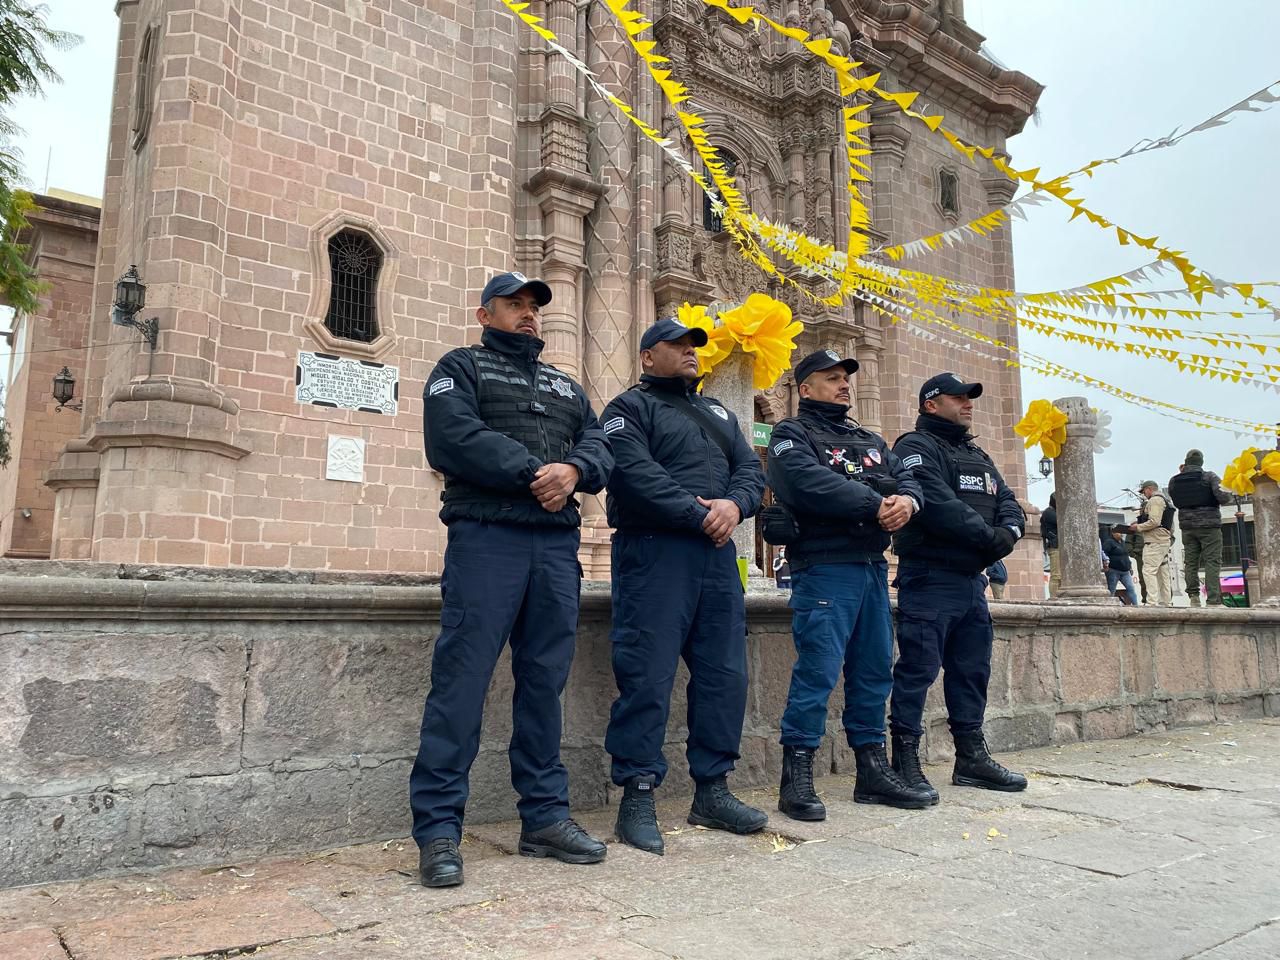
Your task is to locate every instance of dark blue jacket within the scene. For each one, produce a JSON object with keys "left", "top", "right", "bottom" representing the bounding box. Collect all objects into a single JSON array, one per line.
[
  {"left": 767, "top": 398, "right": 923, "bottom": 570},
  {"left": 601, "top": 375, "right": 765, "bottom": 534},
  {"left": 422, "top": 327, "right": 613, "bottom": 527},
  {"left": 1102, "top": 537, "right": 1132, "bottom": 573},
  {"left": 892, "top": 413, "right": 1026, "bottom": 573}
]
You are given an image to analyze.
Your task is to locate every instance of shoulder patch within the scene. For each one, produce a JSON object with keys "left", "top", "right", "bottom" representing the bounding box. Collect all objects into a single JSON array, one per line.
[
  {"left": 708, "top": 404, "right": 729, "bottom": 421},
  {"left": 428, "top": 377, "right": 454, "bottom": 396},
  {"left": 902, "top": 454, "right": 923, "bottom": 469},
  {"left": 603, "top": 416, "right": 625, "bottom": 435},
  {"left": 772, "top": 439, "right": 794, "bottom": 455}
]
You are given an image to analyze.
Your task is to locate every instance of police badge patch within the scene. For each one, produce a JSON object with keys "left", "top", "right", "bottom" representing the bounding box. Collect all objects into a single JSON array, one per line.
[
  {"left": 867, "top": 449, "right": 882, "bottom": 464},
  {"left": 548, "top": 377, "right": 574, "bottom": 398},
  {"left": 709, "top": 405, "right": 730, "bottom": 420}
]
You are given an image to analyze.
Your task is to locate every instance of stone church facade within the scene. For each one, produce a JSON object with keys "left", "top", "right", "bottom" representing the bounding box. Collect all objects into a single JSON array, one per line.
[{"left": 19, "top": 0, "right": 1044, "bottom": 592}]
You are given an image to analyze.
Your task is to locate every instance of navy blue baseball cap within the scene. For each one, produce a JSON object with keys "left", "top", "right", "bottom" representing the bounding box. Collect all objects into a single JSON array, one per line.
[
  {"left": 639, "top": 316, "right": 709, "bottom": 351},
  {"left": 919, "top": 371, "right": 983, "bottom": 405},
  {"left": 794, "top": 348, "right": 859, "bottom": 385},
  {"left": 480, "top": 271, "right": 552, "bottom": 307}
]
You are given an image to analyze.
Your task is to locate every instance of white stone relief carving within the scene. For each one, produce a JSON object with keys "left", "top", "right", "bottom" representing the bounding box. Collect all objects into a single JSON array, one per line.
[{"left": 326, "top": 436, "right": 366, "bottom": 483}]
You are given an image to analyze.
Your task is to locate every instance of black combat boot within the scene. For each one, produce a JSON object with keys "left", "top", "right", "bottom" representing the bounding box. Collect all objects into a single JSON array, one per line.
[
  {"left": 951, "top": 730, "right": 1028, "bottom": 792},
  {"left": 778, "top": 745, "right": 826, "bottom": 821},
  {"left": 890, "top": 733, "right": 940, "bottom": 806},
  {"left": 615, "top": 775, "right": 664, "bottom": 855},
  {"left": 854, "top": 743, "right": 934, "bottom": 809},
  {"left": 688, "top": 775, "right": 769, "bottom": 834},
  {"left": 518, "top": 818, "right": 608, "bottom": 863},
  {"left": 418, "top": 837, "right": 464, "bottom": 888}
]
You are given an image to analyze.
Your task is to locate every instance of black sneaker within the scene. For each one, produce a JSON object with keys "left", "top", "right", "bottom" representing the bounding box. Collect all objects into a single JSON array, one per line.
[
  {"left": 616, "top": 776, "right": 664, "bottom": 855},
  {"left": 952, "top": 731, "right": 1027, "bottom": 792},
  {"left": 688, "top": 776, "right": 768, "bottom": 834},
  {"left": 891, "top": 733, "right": 940, "bottom": 805},
  {"left": 779, "top": 745, "right": 826, "bottom": 821},
  {"left": 518, "top": 818, "right": 607, "bottom": 864},
  {"left": 418, "top": 837, "right": 463, "bottom": 888}
]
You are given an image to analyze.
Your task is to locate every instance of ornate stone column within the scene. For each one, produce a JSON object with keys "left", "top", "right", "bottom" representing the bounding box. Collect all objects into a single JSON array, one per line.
[
  {"left": 1249, "top": 461, "right": 1280, "bottom": 606},
  {"left": 702, "top": 350, "right": 761, "bottom": 576},
  {"left": 1052, "top": 397, "right": 1111, "bottom": 601}
]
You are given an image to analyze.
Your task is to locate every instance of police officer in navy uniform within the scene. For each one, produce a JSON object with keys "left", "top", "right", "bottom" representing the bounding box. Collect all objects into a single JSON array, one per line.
[
  {"left": 767, "top": 349, "right": 932, "bottom": 819},
  {"left": 601, "top": 317, "right": 768, "bottom": 854},
  {"left": 889, "top": 373, "right": 1028, "bottom": 800},
  {"left": 411, "top": 271, "right": 615, "bottom": 887}
]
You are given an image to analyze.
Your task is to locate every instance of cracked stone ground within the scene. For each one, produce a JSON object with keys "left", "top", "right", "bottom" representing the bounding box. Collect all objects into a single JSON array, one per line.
[{"left": 4, "top": 721, "right": 1280, "bottom": 960}]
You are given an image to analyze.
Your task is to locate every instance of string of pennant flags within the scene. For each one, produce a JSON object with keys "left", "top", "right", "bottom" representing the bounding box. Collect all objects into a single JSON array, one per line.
[{"left": 499, "top": 0, "right": 1280, "bottom": 438}]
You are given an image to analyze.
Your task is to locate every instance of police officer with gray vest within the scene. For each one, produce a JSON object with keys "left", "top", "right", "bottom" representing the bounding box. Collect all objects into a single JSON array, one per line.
[
  {"left": 602, "top": 317, "right": 768, "bottom": 855},
  {"left": 412, "top": 271, "right": 614, "bottom": 887},
  {"left": 889, "top": 373, "right": 1028, "bottom": 800},
  {"left": 766, "top": 349, "right": 933, "bottom": 819}
]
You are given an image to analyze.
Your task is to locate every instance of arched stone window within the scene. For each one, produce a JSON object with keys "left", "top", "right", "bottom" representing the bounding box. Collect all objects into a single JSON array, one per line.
[
  {"left": 303, "top": 214, "right": 398, "bottom": 359},
  {"left": 703, "top": 152, "right": 738, "bottom": 233},
  {"left": 323, "top": 230, "right": 382, "bottom": 343},
  {"left": 938, "top": 168, "right": 960, "bottom": 218},
  {"left": 132, "top": 24, "right": 159, "bottom": 150}
]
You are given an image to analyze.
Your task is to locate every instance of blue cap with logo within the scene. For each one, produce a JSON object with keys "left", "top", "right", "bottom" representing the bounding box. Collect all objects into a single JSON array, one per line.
[
  {"left": 481, "top": 271, "right": 552, "bottom": 307},
  {"left": 794, "top": 348, "right": 859, "bottom": 385},
  {"left": 639, "top": 316, "right": 709, "bottom": 351},
  {"left": 919, "top": 371, "right": 983, "bottom": 406}
]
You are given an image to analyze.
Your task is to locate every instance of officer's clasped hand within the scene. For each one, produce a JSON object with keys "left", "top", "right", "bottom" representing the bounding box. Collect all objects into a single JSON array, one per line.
[
  {"left": 877, "top": 495, "right": 913, "bottom": 533},
  {"left": 697, "top": 496, "right": 741, "bottom": 548},
  {"left": 530, "top": 462, "right": 580, "bottom": 512},
  {"left": 987, "top": 526, "right": 1017, "bottom": 561}
]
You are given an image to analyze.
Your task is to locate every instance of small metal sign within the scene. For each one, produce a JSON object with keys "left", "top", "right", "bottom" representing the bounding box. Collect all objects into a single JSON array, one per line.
[
  {"left": 752, "top": 422, "right": 773, "bottom": 447},
  {"left": 296, "top": 352, "right": 399, "bottom": 415}
]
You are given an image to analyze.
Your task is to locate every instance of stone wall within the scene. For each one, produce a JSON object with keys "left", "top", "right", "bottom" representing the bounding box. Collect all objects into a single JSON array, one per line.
[{"left": 4, "top": 562, "right": 1276, "bottom": 888}]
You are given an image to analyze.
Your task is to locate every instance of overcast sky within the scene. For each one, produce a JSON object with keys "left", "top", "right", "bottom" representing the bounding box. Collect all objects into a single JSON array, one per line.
[{"left": 3, "top": 0, "right": 1277, "bottom": 512}]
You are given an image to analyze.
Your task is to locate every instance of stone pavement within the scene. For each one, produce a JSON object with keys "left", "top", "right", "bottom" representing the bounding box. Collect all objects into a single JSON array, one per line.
[{"left": 3, "top": 721, "right": 1279, "bottom": 960}]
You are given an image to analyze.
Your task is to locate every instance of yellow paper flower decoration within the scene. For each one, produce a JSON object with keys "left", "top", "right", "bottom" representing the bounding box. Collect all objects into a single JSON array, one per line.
[
  {"left": 1014, "top": 400, "right": 1069, "bottom": 459},
  {"left": 680, "top": 294, "right": 803, "bottom": 388},
  {"left": 1223, "top": 448, "right": 1261, "bottom": 496},
  {"left": 714, "top": 293, "right": 804, "bottom": 389},
  {"left": 678, "top": 302, "right": 734, "bottom": 377},
  {"left": 1260, "top": 451, "right": 1280, "bottom": 483}
]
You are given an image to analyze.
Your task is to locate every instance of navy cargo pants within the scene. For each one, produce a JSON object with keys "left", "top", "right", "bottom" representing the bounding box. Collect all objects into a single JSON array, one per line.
[
  {"left": 409, "top": 520, "right": 580, "bottom": 846},
  {"left": 889, "top": 564, "right": 993, "bottom": 738},
  {"left": 781, "top": 561, "right": 893, "bottom": 749},
  {"left": 605, "top": 531, "right": 748, "bottom": 787}
]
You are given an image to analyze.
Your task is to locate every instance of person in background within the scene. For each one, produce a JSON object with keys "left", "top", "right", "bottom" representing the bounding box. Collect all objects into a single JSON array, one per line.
[
  {"left": 985, "top": 560, "right": 1008, "bottom": 600},
  {"left": 1041, "top": 493, "right": 1059, "bottom": 598},
  {"left": 772, "top": 546, "right": 792, "bottom": 590},
  {"left": 1167, "top": 449, "right": 1232, "bottom": 607},
  {"left": 1130, "top": 480, "right": 1174, "bottom": 605},
  {"left": 1103, "top": 525, "right": 1139, "bottom": 605}
]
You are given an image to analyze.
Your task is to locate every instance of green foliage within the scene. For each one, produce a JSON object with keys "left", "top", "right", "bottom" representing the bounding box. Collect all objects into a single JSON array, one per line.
[
  {"left": 0, "top": 383, "right": 10, "bottom": 468},
  {"left": 0, "top": 2, "right": 78, "bottom": 311}
]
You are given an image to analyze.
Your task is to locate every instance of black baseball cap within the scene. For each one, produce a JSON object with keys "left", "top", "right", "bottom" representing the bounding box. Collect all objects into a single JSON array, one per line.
[
  {"left": 919, "top": 372, "right": 983, "bottom": 405},
  {"left": 794, "top": 348, "right": 859, "bottom": 386},
  {"left": 639, "top": 316, "right": 709, "bottom": 351},
  {"left": 480, "top": 271, "right": 552, "bottom": 307}
]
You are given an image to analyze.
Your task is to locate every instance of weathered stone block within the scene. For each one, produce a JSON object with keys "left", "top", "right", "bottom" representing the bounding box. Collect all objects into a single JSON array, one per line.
[
  {"left": 1172, "top": 697, "right": 1216, "bottom": 725},
  {"left": 987, "top": 636, "right": 1012, "bottom": 707},
  {"left": 1053, "top": 711, "right": 1082, "bottom": 744},
  {"left": 1214, "top": 695, "right": 1265, "bottom": 720},
  {"left": 1259, "top": 635, "right": 1280, "bottom": 687},
  {"left": 241, "top": 626, "right": 428, "bottom": 764},
  {"left": 984, "top": 711, "right": 1054, "bottom": 752},
  {"left": 0, "top": 630, "right": 245, "bottom": 787},
  {"left": 1081, "top": 705, "right": 1136, "bottom": 741},
  {"left": 1011, "top": 632, "right": 1056, "bottom": 704},
  {"left": 1155, "top": 633, "right": 1209, "bottom": 694},
  {"left": 0, "top": 789, "right": 135, "bottom": 887},
  {"left": 1209, "top": 634, "right": 1262, "bottom": 691},
  {"left": 1135, "top": 699, "right": 1172, "bottom": 731},
  {"left": 1059, "top": 631, "right": 1123, "bottom": 703},
  {"left": 1123, "top": 632, "right": 1156, "bottom": 697}
]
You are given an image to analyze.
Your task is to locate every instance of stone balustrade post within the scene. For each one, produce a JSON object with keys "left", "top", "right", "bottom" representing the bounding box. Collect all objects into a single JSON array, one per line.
[
  {"left": 1052, "top": 397, "right": 1111, "bottom": 602},
  {"left": 702, "top": 349, "right": 761, "bottom": 576},
  {"left": 1250, "top": 459, "right": 1280, "bottom": 606}
]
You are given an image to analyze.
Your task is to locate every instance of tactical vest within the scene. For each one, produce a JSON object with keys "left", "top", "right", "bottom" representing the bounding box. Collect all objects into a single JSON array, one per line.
[
  {"left": 442, "top": 346, "right": 582, "bottom": 508},
  {"left": 1137, "top": 498, "right": 1176, "bottom": 531},
  {"left": 789, "top": 418, "right": 896, "bottom": 562},
  {"left": 1168, "top": 470, "right": 1217, "bottom": 510},
  {"left": 947, "top": 440, "right": 999, "bottom": 525}
]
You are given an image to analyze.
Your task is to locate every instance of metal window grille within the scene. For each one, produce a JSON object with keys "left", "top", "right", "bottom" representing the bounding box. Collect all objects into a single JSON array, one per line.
[
  {"left": 1223, "top": 519, "right": 1256, "bottom": 568},
  {"left": 324, "top": 230, "right": 382, "bottom": 343},
  {"left": 939, "top": 169, "right": 959, "bottom": 216},
  {"left": 703, "top": 153, "right": 738, "bottom": 233}
]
